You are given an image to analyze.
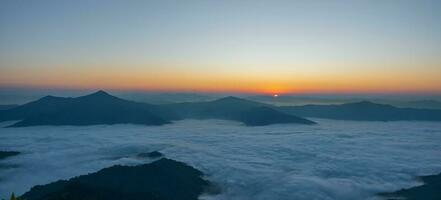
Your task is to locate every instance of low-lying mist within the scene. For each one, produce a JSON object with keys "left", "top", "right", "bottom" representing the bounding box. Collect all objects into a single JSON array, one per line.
[{"left": 1, "top": 119, "right": 441, "bottom": 200}]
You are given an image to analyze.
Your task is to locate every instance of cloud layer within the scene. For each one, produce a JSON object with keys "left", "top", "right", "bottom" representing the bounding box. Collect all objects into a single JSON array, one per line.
[{"left": 1, "top": 119, "right": 441, "bottom": 199}]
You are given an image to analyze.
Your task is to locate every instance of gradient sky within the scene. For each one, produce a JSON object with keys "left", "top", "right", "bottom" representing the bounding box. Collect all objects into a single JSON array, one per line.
[{"left": 1, "top": 0, "right": 440, "bottom": 94}]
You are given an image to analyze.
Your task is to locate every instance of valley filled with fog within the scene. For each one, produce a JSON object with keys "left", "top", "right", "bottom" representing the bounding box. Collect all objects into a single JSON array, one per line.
[{"left": 1, "top": 119, "right": 441, "bottom": 200}]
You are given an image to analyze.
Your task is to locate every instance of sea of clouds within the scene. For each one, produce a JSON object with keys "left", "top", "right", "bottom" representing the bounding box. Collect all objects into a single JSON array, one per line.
[{"left": 1, "top": 119, "right": 441, "bottom": 200}]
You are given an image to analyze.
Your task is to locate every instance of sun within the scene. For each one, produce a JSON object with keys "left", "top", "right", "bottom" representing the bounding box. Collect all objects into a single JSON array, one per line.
[{"left": 273, "top": 94, "right": 279, "bottom": 97}]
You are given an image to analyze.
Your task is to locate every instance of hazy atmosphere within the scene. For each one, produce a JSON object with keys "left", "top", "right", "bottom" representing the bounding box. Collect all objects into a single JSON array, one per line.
[
  {"left": 1, "top": 0, "right": 441, "bottom": 94},
  {"left": 1, "top": 1, "right": 441, "bottom": 200},
  {"left": 2, "top": 120, "right": 441, "bottom": 200}
]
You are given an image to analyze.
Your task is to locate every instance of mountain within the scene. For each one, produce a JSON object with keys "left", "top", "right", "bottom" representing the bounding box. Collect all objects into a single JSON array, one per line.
[
  {"left": 118, "top": 92, "right": 219, "bottom": 104},
  {"left": 237, "top": 106, "right": 316, "bottom": 126},
  {"left": 4, "top": 91, "right": 440, "bottom": 125},
  {"left": 371, "top": 99, "right": 441, "bottom": 110},
  {"left": 280, "top": 101, "right": 441, "bottom": 121},
  {"left": 0, "top": 91, "right": 169, "bottom": 127},
  {"left": 401, "top": 100, "right": 441, "bottom": 110},
  {"left": 21, "top": 158, "right": 212, "bottom": 200},
  {"left": 161, "top": 96, "right": 267, "bottom": 118},
  {"left": 0, "top": 151, "right": 20, "bottom": 160},
  {"left": 246, "top": 95, "right": 351, "bottom": 106},
  {"left": 380, "top": 173, "right": 441, "bottom": 200},
  {"left": 160, "top": 96, "right": 316, "bottom": 125},
  {"left": 0, "top": 91, "right": 315, "bottom": 127}
]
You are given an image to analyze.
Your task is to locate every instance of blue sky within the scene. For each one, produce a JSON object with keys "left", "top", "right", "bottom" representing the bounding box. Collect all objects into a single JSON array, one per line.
[{"left": 1, "top": 0, "right": 440, "bottom": 94}]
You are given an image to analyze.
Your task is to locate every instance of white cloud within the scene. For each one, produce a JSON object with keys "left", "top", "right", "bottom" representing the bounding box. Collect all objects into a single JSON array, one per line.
[{"left": 0, "top": 119, "right": 441, "bottom": 200}]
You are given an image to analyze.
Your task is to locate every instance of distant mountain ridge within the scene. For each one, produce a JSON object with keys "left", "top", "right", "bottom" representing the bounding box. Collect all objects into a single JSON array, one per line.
[
  {"left": 0, "top": 91, "right": 315, "bottom": 127},
  {"left": 160, "top": 96, "right": 315, "bottom": 126},
  {"left": 279, "top": 101, "right": 441, "bottom": 121},
  {"left": 2, "top": 91, "right": 440, "bottom": 127},
  {"left": 397, "top": 100, "right": 441, "bottom": 110}
]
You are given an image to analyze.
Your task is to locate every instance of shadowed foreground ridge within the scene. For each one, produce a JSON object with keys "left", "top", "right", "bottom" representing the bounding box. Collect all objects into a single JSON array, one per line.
[
  {"left": 21, "top": 158, "right": 211, "bottom": 200},
  {"left": 0, "top": 151, "right": 20, "bottom": 160},
  {"left": 380, "top": 173, "right": 441, "bottom": 200}
]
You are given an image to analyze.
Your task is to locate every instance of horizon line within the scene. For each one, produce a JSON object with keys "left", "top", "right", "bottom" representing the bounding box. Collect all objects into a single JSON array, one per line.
[{"left": 1, "top": 85, "right": 441, "bottom": 97}]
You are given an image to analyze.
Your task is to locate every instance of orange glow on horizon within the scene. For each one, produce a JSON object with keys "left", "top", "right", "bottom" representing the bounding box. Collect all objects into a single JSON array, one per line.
[{"left": 1, "top": 63, "right": 440, "bottom": 95}]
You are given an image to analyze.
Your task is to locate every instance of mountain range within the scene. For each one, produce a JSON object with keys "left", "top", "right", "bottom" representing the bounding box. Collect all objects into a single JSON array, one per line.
[
  {"left": 0, "top": 91, "right": 169, "bottom": 127},
  {"left": 0, "top": 91, "right": 315, "bottom": 127},
  {"left": 1, "top": 91, "right": 441, "bottom": 128},
  {"left": 280, "top": 101, "right": 441, "bottom": 121}
]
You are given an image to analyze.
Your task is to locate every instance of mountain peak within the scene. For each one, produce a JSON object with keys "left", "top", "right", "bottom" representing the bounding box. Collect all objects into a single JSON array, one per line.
[
  {"left": 210, "top": 96, "right": 271, "bottom": 109},
  {"left": 92, "top": 90, "right": 110, "bottom": 96},
  {"left": 38, "top": 95, "right": 65, "bottom": 102},
  {"left": 354, "top": 100, "right": 375, "bottom": 105},
  {"left": 78, "top": 90, "right": 119, "bottom": 100},
  {"left": 215, "top": 96, "right": 246, "bottom": 102},
  {"left": 41, "top": 95, "right": 57, "bottom": 99},
  {"left": 343, "top": 101, "right": 395, "bottom": 109},
  {"left": 86, "top": 90, "right": 113, "bottom": 97}
]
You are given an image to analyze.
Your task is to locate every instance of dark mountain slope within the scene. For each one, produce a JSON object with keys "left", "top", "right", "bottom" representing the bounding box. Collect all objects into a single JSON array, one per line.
[
  {"left": 0, "top": 91, "right": 315, "bottom": 127},
  {"left": 0, "top": 151, "right": 20, "bottom": 160},
  {"left": 160, "top": 96, "right": 315, "bottom": 125},
  {"left": 21, "top": 158, "right": 212, "bottom": 200},
  {"left": 161, "top": 96, "right": 268, "bottom": 119},
  {"left": 280, "top": 101, "right": 441, "bottom": 121},
  {"left": 238, "top": 106, "right": 316, "bottom": 126},
  {"left": 0, "top": 96, "right": 71, "bottom": 122},
  {"left": 403, "top": 100, "right": 441, "bottom": 110},
  {"left": 380, "top": 173, "right": 441, "bottom": 200},
  {"left": 1, "top": 91, "right": 169, "bottom": 127}
]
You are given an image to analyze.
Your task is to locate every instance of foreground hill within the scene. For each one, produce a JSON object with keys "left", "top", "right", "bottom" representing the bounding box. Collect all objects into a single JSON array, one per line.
[
  {"left": 0, "top": 151, "right": 20, "bottom": 160},
  {"left": 21, "top": 158, "right": 212, "bottom": 200},
  {"left": 0, "top": 91, "right": 169, "bottom": 127},
  {"left": 0, "top": 91, "right": 315, "bottom": 127},
  {"left": 280, "top": 101, "right": 441, "bottom": 121},
  {"left": 380, "top": 173, "right": 441, "bottom": 200},
  {"left": 160, "top": 96, "right": 316, "bottom": 126}
]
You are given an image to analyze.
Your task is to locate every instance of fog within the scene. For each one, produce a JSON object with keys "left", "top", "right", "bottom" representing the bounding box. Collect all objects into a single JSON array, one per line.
[{"left": 1, "top": 119, "right": 441, "bottom": 199}]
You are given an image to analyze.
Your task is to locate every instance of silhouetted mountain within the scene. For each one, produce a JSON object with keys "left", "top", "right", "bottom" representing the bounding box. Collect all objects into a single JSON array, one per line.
[
  {"left": 5, "top": 91, "right": 440, "bottom": 125},
  {"left": 119, "top": 92, "right": 219, "bottom": 104},
  {"left": 21, "top": 158, "right": 212, "bottom": 200},
  {"left": 280, "top": 101, "right": 441, "bottom": 121},
  {"left": 246, "top": 95, "right": 351, "bottom": 106},
  {"left": 0, "top": 104, "right": 18, "bottom": 110},
  {"left": 0, "top": 91, "right": 169, "bottom": 127},
  {"left": 0, "top": 91, "right": 315, "bottom": 127},
  {"left": 403, "top": 100, "right": 441, "bottom": 110},
  {"left": 380, "top": 173, "right": 441, "bottom": 200},
  {"left": 238, "top": 106, "right": 316, "bottom": 126},
  {"left": 161, "top": 96, "right": 315, "bottom": 125}
]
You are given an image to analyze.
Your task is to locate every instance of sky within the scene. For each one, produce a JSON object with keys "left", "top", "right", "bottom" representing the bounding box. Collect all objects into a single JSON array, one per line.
[{"left": 1, "top": 0, "right": 441, "bottom": 95}]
